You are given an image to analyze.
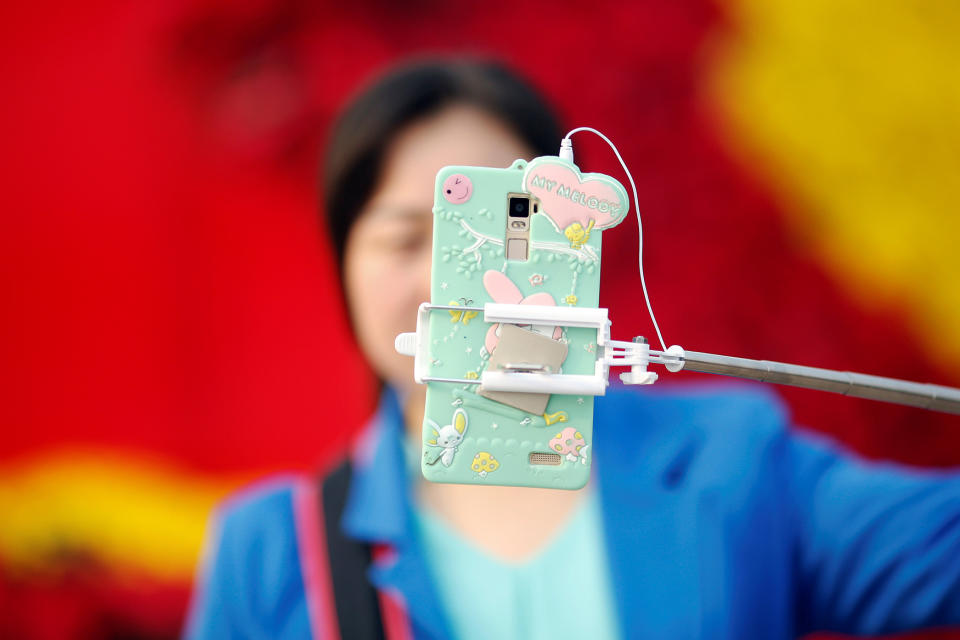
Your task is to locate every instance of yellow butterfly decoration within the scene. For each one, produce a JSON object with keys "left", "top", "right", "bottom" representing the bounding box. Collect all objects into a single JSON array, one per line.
[{"left": 448, "top": 298, "right": 478, "bottom": 325}]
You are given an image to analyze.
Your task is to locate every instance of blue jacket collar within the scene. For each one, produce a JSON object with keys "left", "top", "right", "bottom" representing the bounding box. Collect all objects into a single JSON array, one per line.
[
  {"left": 341, "top": 387, "right": 409, "bottom": 544},
  {"left": 340, "top": 387, "right": 453, "bottom": 639}
]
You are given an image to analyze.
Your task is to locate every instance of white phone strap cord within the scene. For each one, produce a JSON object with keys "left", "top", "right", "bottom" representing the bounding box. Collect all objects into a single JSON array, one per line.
[{"left": 561, "top": 127, "right": 667, "bottom": 351}]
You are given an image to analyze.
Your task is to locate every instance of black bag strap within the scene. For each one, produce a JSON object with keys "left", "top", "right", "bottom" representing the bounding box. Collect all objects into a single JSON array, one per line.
[{"left": 319, "top": 461, "right": 386, "bottom": 640}]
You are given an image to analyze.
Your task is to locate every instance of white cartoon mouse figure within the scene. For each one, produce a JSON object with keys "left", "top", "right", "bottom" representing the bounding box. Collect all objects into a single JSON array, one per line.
[{"left": 425, "top": 408, "right": 468, "bottom": 467}]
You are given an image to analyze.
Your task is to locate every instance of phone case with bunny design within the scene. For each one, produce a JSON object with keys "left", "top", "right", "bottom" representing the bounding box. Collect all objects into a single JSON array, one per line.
[{"left": 422, "top": 156, "right": 628, "bottom": 489}]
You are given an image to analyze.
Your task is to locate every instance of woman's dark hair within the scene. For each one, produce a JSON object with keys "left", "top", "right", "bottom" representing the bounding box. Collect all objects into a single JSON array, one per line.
[{"left": 322, "top": 58, "right": 562, "bottom": 269}]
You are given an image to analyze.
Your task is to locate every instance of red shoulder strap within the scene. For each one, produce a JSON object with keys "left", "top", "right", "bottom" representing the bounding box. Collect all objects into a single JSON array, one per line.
[
  {"left": 373, "top": 545, "right": 415, "bottom": 640},
  {"left": 295, "top": 464, "right": 414, "bottom": 640},
  {"left": 294, "top": 476, "right": 341, "bottom": 639}
]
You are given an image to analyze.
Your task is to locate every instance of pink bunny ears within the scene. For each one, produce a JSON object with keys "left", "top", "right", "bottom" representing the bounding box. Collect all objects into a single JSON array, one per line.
[{"left": 482, "top": 270, "right": 563, "bottom": 353}]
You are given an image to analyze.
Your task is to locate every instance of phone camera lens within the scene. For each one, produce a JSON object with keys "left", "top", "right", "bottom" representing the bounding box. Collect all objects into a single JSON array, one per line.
[{"left": 508, "top": 197, "right": 530, "bottom": 218}]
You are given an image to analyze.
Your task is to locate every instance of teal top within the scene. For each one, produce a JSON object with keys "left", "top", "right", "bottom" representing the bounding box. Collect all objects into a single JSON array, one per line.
[{"left": 406, "top": 438, "right": 621, "bottom": 640}]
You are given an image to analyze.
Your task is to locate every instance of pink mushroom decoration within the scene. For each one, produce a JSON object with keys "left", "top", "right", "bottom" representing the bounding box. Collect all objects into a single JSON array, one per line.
[{"left": 548, "top": 427, "right": 588, "bottom": 463}]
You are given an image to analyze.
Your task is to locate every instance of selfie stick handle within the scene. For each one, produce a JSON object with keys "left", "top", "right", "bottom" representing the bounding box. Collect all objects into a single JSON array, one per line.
[{"left": 663, "top": 349, "right": 960, "bottom": 415}]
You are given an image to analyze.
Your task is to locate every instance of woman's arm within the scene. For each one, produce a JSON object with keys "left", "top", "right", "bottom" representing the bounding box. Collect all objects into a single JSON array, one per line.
[{"left": 789, "top": 431, "right": 960, "bottom": 635}]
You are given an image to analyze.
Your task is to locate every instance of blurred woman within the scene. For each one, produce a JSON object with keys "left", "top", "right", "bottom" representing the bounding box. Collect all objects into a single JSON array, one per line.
[{"left": 185, "top": 59, "right": 960, "bottom": 640}]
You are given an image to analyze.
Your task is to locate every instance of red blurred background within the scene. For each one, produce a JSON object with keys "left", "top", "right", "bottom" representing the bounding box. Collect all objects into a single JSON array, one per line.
[{"left": 2, "top": 1, "right": 959, "bottom": 638}]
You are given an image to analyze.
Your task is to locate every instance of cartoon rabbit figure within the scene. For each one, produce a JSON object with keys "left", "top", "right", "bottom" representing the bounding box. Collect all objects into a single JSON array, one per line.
[
  {"left": 425, "top": 408, "right": 468, "bottom": 467},
  {"left": 482, "top": 270, "right": 563, "bottom": 354}
]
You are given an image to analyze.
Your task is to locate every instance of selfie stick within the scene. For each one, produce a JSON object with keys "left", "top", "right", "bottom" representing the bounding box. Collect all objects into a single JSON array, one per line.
[
  {"left": 395, "top": 303, "right": 960, "bottom": 415},
  {"left": 651, "top": 346, "right": 960, "bottom": 415}
]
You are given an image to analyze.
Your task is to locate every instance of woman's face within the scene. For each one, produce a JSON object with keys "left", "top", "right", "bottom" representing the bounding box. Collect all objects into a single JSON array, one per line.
[{"left": 343, "top": 104, "right": 535, "bottom": 396}]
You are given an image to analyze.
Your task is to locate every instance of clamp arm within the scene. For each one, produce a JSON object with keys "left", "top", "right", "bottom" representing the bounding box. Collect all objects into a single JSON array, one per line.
[{"left": 394, "top": 302, "right": 652, "bottom": 396}]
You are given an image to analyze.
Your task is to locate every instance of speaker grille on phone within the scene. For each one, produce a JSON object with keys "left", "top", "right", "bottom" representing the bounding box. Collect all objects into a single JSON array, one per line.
[{"left": 528, "top": 452, "right": 562, "bottom": 466}]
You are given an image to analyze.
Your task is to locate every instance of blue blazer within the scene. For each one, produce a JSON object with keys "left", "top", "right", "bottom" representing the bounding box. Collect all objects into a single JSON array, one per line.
[{"left": 185, "top": 384, "right": 960, "bottom": 639}]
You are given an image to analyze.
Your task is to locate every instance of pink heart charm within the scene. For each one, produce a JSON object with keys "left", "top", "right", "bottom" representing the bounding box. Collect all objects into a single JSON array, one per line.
[{"left": 522, "top": 157, "right": 629, "bottom": 245}]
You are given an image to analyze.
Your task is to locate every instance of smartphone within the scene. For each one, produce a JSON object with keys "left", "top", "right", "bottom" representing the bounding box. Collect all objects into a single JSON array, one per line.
[{"left": 421, "top": 156, "right": 628, "bottom": 489}]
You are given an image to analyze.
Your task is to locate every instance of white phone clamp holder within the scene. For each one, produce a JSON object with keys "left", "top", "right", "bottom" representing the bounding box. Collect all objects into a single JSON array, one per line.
[{"left": 397, "top": 302, "right": 681, "bottom": 395}]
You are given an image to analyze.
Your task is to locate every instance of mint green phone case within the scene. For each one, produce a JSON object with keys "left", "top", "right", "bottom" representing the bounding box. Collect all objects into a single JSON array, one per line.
[{"left": 421, "top": 157, "right": 628, "bottom": 489}]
